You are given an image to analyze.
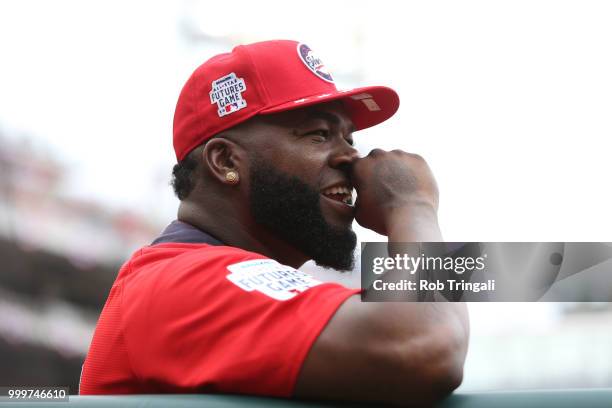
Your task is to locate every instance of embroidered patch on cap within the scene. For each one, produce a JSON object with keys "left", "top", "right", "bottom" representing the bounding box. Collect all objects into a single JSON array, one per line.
[
  {"left": 297, "top": 43, "right": 334, "bottom": 83},
  {"left": 361, "top": 98, "right": 381, "bottom": 111},
  {"left": 226, "top": 259, "right": 323, "bottom": 301},
  {"left": 209, "top": 72, "right": 247, "bottom": 117},
  {"left": 350, "top": 93, "right": 381, "bottom": 111}
]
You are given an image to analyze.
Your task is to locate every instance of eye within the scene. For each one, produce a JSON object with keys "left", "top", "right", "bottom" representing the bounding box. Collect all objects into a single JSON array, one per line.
[
  {"left": 345, "top": 138, "right": 355, "bottom": 146},
  {"left": 306, "top": 129, "right": 330, "bottom": 142}
]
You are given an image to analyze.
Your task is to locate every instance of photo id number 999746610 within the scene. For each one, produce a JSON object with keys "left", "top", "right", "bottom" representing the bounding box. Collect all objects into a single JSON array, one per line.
[{"left": 1, "top": 387, "right": 69, "bottom": 402}]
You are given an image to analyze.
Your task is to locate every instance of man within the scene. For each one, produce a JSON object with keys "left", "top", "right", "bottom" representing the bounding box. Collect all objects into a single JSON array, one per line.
[{"left": 80, "top": 40, "right": 469, "bottom": 406}]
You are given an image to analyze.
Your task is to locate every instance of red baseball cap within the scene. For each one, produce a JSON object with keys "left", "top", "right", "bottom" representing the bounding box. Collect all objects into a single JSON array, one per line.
[{"left": 173, "top": 39, "right": 400, "bottom": 161}]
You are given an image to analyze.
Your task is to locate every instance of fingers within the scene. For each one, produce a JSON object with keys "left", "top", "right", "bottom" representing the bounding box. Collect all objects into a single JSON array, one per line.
[{"left": 367, "top": 148, "right": 385, "bottom": 157}]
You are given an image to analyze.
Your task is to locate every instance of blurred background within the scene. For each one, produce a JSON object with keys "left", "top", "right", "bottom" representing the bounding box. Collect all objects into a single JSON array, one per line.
[{"left": 1, "top": 0, "right": 611, "bottom": 394}]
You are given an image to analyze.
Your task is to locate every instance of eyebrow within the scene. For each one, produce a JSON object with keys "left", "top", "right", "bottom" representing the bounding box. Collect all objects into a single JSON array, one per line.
[{"left": 302, "top": 110, "right": 356, "bottom": 134}]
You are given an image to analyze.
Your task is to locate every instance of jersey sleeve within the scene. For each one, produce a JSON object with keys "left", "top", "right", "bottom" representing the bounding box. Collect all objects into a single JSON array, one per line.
[{"left": 120, "top": 246, "right": 360, "bottom": 397}]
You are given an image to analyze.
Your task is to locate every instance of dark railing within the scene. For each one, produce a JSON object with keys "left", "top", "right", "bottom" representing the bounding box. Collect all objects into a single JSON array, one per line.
[{"left": 1, "top": 389, "right": 612, "bottom": 408}]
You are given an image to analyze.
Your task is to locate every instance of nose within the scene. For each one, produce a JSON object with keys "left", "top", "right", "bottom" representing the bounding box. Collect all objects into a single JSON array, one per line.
[{"left": 328, "top": 142, "right": 360, "bottom": 169}]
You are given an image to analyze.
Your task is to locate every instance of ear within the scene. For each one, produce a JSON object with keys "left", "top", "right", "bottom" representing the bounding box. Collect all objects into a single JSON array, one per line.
[{"left": 202, "top": 138, "right": 246, "bottom": 185}]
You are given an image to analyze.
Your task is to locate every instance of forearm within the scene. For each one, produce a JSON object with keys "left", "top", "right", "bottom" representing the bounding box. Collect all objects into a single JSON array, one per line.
[
  {"left": 295, "top": 298, "right": 469, "bottom": 406},
  {"left": 400, "top": 302, "right": 469, "bottom": 405},
  {"left": 386, "top": 204, "right": 442, "bottom": 242},
  {"left": 382, "top": 205, "right": 470, "bottom": 400},
  {"left": 364, "top": 302, "right": 469, "bottom": 405},
  {"left": 370, "top": 204, "right": 444, "bottom": 300},
  {"left": 386, "top": 203, "right": 470, "bottom": 339}
]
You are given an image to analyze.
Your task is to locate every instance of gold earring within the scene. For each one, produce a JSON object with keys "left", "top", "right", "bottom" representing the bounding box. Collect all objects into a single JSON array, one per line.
[{"left": 225, "top": 171, "right": 239, "bottom": 184}]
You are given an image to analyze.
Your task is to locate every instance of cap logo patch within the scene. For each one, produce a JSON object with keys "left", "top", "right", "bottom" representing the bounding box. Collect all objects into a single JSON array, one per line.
[
  {"left": 297, "top": 43, "right": 334, "bottom": 83},
  {"left": 209, "top": 72, "right": 247, "bottom": 117}
]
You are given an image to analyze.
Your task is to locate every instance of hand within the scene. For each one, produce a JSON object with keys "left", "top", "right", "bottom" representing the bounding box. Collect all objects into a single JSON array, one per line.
[{"left": 350, "top": 149, "right": 439, "bottom": 236}]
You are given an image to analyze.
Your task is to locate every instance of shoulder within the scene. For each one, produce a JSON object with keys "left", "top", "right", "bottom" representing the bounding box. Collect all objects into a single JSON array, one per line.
[
  {"left": 119, "top": 243, "right": 265, "bottom": 285},
  {"left": 115, "top": 243, "right": 264, "bottom": 312},
  {"left": 121, "top": 242, "right": 356, "bottom": 310}
]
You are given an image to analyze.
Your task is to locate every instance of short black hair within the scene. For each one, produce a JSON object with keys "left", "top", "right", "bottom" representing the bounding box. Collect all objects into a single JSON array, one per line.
[{"left": 171, "top": 146, "right": 201, "bottom": 200}]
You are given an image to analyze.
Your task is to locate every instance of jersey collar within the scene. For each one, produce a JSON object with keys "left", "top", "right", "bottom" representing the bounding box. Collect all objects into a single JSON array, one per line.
[{"left": 151, "top": 220, "right": 224, "bottom": 246}]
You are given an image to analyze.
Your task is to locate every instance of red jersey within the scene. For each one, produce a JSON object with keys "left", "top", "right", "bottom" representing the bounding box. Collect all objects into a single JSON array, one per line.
[{"left": 79, "top": 221, "right": 358, "bottom": 396}]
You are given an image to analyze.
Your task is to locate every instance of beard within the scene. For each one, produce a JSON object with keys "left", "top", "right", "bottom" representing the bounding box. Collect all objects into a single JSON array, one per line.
[{"left": 248, "top": 158, "right": 357, "bottom": 271}]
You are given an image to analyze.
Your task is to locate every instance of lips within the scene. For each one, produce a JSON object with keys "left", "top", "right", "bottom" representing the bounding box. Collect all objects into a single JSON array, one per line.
[{"left": 320, "top": 183, "right": 355, "bottom": 206}]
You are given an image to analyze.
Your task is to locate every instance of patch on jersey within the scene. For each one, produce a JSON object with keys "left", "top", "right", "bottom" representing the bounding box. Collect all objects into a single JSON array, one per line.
[
  {"left": 226, "top": 259, "right": 323, "bottom": 301},
  {"left": 297, "top": 43, "right": 334, "bottom": 83},
  {"left": 209, "top": 72, "right": 247, "bottom": 117}
]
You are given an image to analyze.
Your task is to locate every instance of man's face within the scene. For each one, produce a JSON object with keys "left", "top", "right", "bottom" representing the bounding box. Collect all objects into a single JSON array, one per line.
[{"left": 242, "top": 102, "right": 359, "bottom": 271}]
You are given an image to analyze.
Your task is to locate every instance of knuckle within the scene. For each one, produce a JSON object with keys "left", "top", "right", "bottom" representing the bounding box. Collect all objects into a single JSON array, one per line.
[
  {"left": 410, "top": 152, "right": 423, "bottom": 159},
  {"left": 409, "top": 152, "right": 425, "bottom": 162},
  {"left": 389, "top": 149, "right": 424, "bottom": 162},
  {"left": 368, "top": 148, "right": 385, "bottom": 157}
]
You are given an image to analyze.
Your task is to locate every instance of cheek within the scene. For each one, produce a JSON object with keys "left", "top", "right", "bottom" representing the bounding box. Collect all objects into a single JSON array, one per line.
[{"left": 274, "top": 149, "right": 328, "bottom": 185}]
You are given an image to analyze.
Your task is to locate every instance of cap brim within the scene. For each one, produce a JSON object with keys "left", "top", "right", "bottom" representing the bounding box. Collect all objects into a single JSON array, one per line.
[{"left": 259, "top": 86, "right": 399, "bottom": 132}]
